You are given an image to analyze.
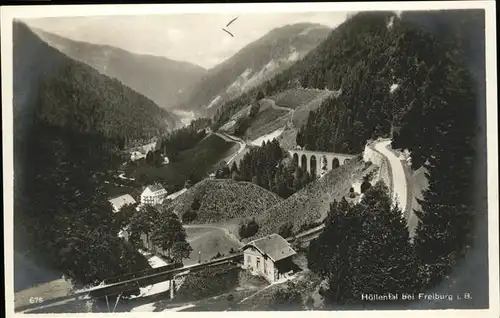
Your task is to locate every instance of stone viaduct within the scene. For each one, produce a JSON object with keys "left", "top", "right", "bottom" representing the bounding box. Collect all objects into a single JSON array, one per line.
[{"left": 288, "top": 149, "right": 356, "bottom": 176}]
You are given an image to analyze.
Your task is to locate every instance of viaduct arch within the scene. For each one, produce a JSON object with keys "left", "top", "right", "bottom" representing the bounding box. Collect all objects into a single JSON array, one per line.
[{"left": 289, "top": 149, "right": 356, "bottom": 176}]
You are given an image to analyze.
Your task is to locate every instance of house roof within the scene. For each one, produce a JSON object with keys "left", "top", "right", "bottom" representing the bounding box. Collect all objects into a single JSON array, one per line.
[
  {"left": 108, "top": 194, "right": 136, "bottom": 213},
  {"left": 144, "top": 184, "right": 166, "bottom": 193},
  {"left": 166, "top": 188, "right": 187, "bottom": 200},
  {"left": 242, "top": 233, "right": 296, "bottom": 262}
]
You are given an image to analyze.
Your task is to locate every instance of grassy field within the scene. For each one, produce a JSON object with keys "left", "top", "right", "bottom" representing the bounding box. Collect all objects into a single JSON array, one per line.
[
  {"left": 245, "top": 108, "right": 290, "bottom": 141},
  {"left": 291, "top": 91, "right": 334, "bottom": 128},
  {"left": 129, "top": 134, "right": 239, "bottom": 191},
  {"left": 184, "top": 226, "right": 241, "bottom": 265}
]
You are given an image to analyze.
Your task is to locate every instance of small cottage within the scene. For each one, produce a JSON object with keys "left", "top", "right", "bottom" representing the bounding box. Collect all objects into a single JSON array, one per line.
[{"left": 241, "top": 234, "right": 297, "bottom": 283}]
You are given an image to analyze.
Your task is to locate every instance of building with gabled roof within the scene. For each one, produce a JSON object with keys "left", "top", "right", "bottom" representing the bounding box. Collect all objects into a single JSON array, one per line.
[
  {"left": 108, "top": 194, "right": 137, "bottom": 213},
  {"left": 140, "top": 183, "right": 168, "bottom": 206},
  {"left": 241, "top": 233, "right": 297, "bottom": 283}
]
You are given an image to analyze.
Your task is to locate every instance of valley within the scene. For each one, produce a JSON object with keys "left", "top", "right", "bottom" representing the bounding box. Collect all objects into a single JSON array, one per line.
[{"left": 11, "top": 8, "right": 488, "bottom": 314}]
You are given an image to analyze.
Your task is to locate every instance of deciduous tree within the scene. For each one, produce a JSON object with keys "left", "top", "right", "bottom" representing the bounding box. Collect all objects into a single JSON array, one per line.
[{"left": 171, "top": 241, "right": 193, "bottom": 263}]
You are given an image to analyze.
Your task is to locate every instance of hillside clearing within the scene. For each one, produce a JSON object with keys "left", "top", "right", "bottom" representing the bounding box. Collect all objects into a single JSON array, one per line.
[
  {"left": 291, "top": 91, "right": 335, "bottom": 128},
  {"left": 270, "top": 88, "right": 329, "bottom": 110},
  {"left": 184, "top": 226, "right": 241, "bottom": 265},
  {"left": 129, "top": 134, "right": 238, "bottom": 191},
  {"left": 244, "top": 109, "right": 290, "bottom": 141}
]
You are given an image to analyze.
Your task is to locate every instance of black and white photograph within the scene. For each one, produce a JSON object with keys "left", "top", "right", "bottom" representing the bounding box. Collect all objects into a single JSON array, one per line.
[{"left": 1, "top": 1, "right": 498, "bottom": 316}]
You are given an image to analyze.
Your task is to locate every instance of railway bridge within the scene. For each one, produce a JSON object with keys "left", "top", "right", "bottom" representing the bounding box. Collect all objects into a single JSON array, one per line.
[{"left": 288, "top": 149, "right": 356, "bottom": 176}]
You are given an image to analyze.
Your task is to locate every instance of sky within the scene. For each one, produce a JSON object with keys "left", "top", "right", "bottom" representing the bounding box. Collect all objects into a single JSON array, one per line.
[{"left": 24, "top": 12, "right": 349, "bottom": 69}]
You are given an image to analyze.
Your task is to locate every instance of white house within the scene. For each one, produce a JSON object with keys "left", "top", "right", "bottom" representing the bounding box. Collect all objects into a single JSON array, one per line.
[
  {"left": 108, "top": 194, "right": 136, "bottom": 213},
  {"left": 241, "top": 234, "right": 297, "bottom": 283},
  {"left": 140, "top": 184, "right": 168, "bottom": 206}
]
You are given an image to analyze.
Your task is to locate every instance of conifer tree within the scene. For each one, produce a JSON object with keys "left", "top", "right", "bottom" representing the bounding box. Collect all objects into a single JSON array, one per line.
[{"left": 310, "top": 182, "right": 417, "bottom": 306}]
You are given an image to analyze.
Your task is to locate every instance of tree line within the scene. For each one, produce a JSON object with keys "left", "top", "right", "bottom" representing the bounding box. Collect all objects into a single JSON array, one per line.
[
  {"left": 216, "top": 139, "right": 314, "bottom": 199},
  {"left": 208, "top": 10, "right": 486, "bottom": 307},
  {"left": 303, "top": 11, "right": 484, "bottom": 307},
  {"left": 158, "top": 122, "right": 208, "bottom": 161},
  {"left": 15, "top": 124, "right": 150, "bottom": 287},
  {"left": 36, "top": 58, "right": 177, "bottom": 147},
  {"left": 307, "top": 182, "right": 418, "bottom": 307},
  {"left": 13, "top": 39, "right": 181, "bottom": 287}
]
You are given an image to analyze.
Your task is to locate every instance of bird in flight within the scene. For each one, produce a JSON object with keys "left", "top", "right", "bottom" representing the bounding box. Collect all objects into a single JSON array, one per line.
[
  {"left": 226, "top": 16, "right": 239, "bottom": 27},
  {"left": 222, "top": 28, "right": 234, "bottom": 37},
  {"left": 222, "top": 16, "right": 238, "bottom": 37}
]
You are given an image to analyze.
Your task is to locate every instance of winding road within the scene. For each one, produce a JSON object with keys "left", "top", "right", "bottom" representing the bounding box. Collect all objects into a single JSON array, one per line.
[
  {"left": 260, "top": 98, "right": 293, "bottom": 113},
  {"left": 261, "top": 98, "right": 295, "bottom": 128},
  {"left": 373, "top": 139, "right": 408, "bottom": 213},
  {"left": 214, "top": 99, "right": 293, "bottom": 165},
  {"left": 215, "top": 132, "right": 247, "bottom": 165}
]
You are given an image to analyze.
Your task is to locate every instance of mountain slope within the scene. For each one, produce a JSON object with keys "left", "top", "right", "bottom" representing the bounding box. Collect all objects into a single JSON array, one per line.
[
  {"left": 14, "top": 21, "right": 180, "bottom": 142},
  {"left": 176, "top": 23, "right": 331, "bottom": 116},
  {"left": 14, "top": 21, "right": 155, "bottom": 287},
  {"left": 214, "top": 11, "right": 484, "bottom": 155},
  {"left": 248, "top": 158, "right": 373, "bottom": 241},
  {"left": 31, "top": 27, "right": 207, "bottom": 110}
]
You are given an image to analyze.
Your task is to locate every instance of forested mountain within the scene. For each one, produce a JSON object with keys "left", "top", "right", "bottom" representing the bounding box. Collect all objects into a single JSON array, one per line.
[
  {"left": 14, "top": 22, "right": 181, "bottom": 143},
  {"left": 32, "top": 27, "right": 207, "bottom": 110},
  {"left": 13, "top": 21, "right": 177, "bottom": 287},
  {"left": 213, "top": 11, "right": 485, "bottom": 155},
  {"left": 211, "top": 10, "right": 486, "bottom": 306},
  {"left": 176, "top": 23, "right": 331, "bottom": 116}
]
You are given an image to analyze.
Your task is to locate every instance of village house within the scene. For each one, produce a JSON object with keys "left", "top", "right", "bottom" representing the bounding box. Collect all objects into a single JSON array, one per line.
[
  {"left": 140, "top": 184, "right": 168, "bottom": 206},
  {"left": 241, "top": 234, "right": 297, "bottom": 283},
  {"left": 129, "top": 140, "right": 159, "bottom": 161},
  {"left": 108, "top": 194, "right": 137, "bottom": 213}
]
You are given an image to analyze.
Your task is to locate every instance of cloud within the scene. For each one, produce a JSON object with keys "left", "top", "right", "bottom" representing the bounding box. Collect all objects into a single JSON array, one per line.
[{"left": 23, "top": 11, "right": 348, "bottom": 68}]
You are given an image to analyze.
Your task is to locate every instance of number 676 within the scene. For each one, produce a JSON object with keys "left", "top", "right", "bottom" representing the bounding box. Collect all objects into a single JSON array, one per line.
[{"left": 29, "top": 297, "right": 44, "bottom": 304}]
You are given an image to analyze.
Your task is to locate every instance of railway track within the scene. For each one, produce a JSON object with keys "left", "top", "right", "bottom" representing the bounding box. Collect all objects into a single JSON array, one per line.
[{"left": 17, "top": 253, "right": 243, "bottom": 313}]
